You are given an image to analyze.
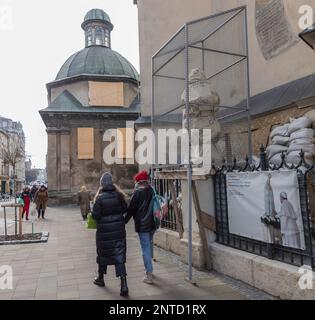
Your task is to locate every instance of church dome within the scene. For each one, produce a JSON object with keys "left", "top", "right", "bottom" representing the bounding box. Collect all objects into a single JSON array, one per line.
[
  {"left": 55, "top": 9, "right": 139, "bottom": 82},
  {"left": 82, "top": 9, "right": 113, "bottom": 30},
  {"left": 56, "top": 46, "right": 139, "bottom": 81}
]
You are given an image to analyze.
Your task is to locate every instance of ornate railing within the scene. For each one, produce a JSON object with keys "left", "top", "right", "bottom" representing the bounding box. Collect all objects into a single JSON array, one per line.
[{"left": 213, "top": 145, "right": 315, "bottom": 269}]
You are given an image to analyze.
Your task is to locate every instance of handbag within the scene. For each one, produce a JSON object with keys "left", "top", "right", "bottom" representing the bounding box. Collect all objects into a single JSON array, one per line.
[
  {"left": 30, "top": 203, "right": 37, "bottom": 217},
  {"left": 85, "top": 213, "right": 97, "bottom": 229},
  {"left": 151, "top": 188, "right": 168, "bottom": 229},
  {"left": 18, "top": 197, "right": 24, "bottom": 206}
]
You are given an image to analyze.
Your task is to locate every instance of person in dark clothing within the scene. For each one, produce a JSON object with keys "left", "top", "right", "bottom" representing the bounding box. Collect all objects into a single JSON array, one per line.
[
  {"left": 34, "top": 186, "right": 48, "bottom": 219},
  {"left": 30, "top": 185, "right": 38, "bottom": 201},
  {"left": 125, "top": 170, "right": 155, "bottom": 284},
  {"left": 92, "top": 172, "right": 129, "bottom": 297}
]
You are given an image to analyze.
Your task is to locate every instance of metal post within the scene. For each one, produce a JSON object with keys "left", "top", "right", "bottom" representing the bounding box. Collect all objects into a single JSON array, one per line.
[
  {"left": 185, "top": 23, "right": 193, "bottom": 282},
  {"left": 4, "top": 207, "right": 7, "bottom": 239},
  {"left": 202, "top": 41, "right": 205, "bottom": 72},
  {"left": 244, "top": 7, "right": 253, "bottom": 162},
  {"left": 151, "top": 58, "right": 156, "bottom": 172},
  {"left": 14, "top": 206, "right": 17, "bottom": 236}
]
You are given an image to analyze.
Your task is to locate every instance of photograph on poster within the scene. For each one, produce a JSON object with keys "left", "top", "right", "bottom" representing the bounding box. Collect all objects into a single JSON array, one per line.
[{"left": 226, "top": 170, "right": 305, "bottom": 250}]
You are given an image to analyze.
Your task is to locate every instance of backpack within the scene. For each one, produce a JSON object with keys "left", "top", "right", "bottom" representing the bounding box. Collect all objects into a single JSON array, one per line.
[{"left": 150, "top": 188, "right": 168, "bottom": 229}]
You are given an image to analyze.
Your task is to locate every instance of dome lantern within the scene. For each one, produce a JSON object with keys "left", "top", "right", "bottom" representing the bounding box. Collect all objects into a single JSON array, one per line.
[{"left": 81, "top": 9, "right": 114, "bottom": 48}]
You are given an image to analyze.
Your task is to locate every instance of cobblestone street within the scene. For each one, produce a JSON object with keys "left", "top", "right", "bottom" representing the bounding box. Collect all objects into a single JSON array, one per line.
[{"left": 0, "top": 206, "right": 274, "bottom": 300}]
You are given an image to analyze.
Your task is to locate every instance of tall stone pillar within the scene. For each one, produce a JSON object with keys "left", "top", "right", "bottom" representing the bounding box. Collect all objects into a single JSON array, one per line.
[
  {"left": 47, "top": 127, "right": 71, "bottom": 198},
  {"left": 46, "top": 128, "right": 58, "bottom": 191},
  {"left": 59, "top": 129, "right": 71, "bottom": 191}
]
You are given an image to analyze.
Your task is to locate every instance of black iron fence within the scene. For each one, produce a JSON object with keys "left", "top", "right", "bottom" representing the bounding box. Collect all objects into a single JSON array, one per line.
[{"left": 214, "top": 146, "right": 315, "bottom": 269}]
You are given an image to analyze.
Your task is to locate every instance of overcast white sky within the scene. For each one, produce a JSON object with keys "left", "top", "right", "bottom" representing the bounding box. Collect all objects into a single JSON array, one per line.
[{"left": 0, "top": 0, "right": 139, "bottom": 168}]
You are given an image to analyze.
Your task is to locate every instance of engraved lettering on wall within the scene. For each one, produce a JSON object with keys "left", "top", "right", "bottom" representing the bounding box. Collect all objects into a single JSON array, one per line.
[{"left": 255, "top": 0, "right": 299, "bottom": 60}]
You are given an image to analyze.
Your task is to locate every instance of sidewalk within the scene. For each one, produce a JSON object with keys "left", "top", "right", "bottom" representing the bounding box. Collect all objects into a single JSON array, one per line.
[{"left": 0, "top": 206, "right": 275, "bottom": 300}]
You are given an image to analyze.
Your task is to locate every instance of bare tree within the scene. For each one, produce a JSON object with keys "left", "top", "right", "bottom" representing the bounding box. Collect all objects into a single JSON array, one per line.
[{"left": 0, "top": 132, "right": 25, "bottom": 196}]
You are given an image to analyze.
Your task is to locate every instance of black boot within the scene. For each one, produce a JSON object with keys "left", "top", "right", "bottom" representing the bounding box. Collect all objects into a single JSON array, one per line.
[
  {"left": 94, "top": 273, "right": 105, "bottom": 287},
  {"left": 37, "top": 210, "right": 41, "bottom": 219},
  {"left": 120, "top": 276, "right": 129, "bottom": 297},
  {"left": 41, "top": 210, "right": 45, "bottom": 219}
]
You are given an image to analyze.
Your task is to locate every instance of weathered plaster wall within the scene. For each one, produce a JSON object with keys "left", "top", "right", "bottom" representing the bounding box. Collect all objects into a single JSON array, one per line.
[
  {"left": 136, "top": 0, "right": 315, "bottom": 117},
  {"left": 50, "top": 81, "right": 89, "bottom": 106}
]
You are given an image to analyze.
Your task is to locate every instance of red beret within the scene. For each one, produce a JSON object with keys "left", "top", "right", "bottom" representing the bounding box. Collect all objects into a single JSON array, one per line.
[{"left": 134, "top": 170, "right": 149, "bottom": 182}]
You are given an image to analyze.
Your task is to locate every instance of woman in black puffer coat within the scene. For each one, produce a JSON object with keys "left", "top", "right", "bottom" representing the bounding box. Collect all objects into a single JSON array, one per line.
[{"left": 92, "top": 172, "right": 129, "bottom": 296}]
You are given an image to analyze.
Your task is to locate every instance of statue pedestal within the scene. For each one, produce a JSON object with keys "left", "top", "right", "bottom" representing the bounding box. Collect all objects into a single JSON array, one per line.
[{"left": 155, "top": 168, "right": 216, "bottom": 270}]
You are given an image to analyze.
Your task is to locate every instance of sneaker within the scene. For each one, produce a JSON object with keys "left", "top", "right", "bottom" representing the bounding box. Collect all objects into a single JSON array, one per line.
[{"left": 143, "top": 272, "right": 153, "bottom": 284}]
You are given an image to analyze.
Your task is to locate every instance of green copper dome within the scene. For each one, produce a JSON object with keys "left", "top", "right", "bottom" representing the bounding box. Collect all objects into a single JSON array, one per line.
[
  {"left": 56, "top": 46, "right": 139, "bottom": 81},
  {"left": 83, "top": 8, "right": 111, "bottom": 25}
]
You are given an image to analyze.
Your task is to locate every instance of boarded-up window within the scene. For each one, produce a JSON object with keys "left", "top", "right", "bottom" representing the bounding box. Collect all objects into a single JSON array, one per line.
[
  {"left": 117, "top": 128, "right": 134, "bottom": 159},
  {"left": 77, "top": 128, "right": 94, "bottom": 160},
  {"left": 89, "top": 82, "right": 124, "bottom": 107}
]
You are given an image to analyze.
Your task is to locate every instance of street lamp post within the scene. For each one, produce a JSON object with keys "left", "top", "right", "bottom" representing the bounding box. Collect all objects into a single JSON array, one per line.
[{"left": 299, "top": 23, "right": 315, "bottom": 50}]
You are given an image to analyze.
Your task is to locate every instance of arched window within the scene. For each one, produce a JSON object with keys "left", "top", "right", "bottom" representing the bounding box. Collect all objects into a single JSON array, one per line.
[
  {"left": 95, "top": 27, "right": 104, "bottom": 46},
  {"left": 87, "top": 27, "right": 93, "bottom": 46},
  {"left": 104, "top": 29, "right": 110, "bottom": 47}
]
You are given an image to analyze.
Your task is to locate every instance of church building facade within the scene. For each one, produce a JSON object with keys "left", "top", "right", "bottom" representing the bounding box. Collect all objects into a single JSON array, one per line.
[{"left": 40, "top": 9, "right": 140, "bottom": 204}]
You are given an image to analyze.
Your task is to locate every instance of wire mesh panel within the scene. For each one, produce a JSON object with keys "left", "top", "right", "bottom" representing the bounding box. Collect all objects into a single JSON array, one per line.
[{"left": 152, "top": 6, "right": 252, "bottom": 168}]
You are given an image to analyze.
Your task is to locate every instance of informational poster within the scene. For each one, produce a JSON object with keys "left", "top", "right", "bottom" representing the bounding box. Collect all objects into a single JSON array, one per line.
[{"left": 227, "top": 170, "right": 305, "bottom": 250}]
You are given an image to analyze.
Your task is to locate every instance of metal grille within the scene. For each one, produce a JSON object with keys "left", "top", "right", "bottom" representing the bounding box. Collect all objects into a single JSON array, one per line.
[
  {"left": 151, "top": 169, "right": 181, "bottom": 232},
  {"left": 214, "top": 146, "right": 315, "bottom": 269}
]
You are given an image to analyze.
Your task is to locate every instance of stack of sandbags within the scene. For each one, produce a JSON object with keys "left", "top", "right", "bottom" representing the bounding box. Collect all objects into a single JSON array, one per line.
[
  {"left": 305, "top": 109, "right": 315, "bottom": 128},
  {"left": 268, "top": 124, "right": 290, "bottom": 165},
  {"left": 286, "top": 116, "right": 315, "bottom": 166}
]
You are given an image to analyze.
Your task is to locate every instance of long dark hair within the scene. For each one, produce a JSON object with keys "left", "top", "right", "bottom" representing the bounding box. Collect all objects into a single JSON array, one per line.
[{"left": 93, "top": 184, "right": 127, "bottom": 203}]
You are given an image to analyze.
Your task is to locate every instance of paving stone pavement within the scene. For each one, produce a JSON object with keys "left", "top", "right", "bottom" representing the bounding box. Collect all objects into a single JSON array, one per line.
[{"left": 0, "top": 206, "right": 276, "bottom": 300}]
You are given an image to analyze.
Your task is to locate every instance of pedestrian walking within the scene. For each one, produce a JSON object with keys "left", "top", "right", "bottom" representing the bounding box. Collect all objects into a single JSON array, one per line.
[
  {"left": 125, "top": 170, "right": 156, "bottom": 284},
  {"left": 77, "top": 186, "right": 91, "bottom": 220},
  {"left": 21, "top": 187, "right": 32, "bottom": 220},
  {"left": 92, "top": 172, "right": 129, "bottom": 297},
  {"left": 30, "top": 184, "right": 38, "bottom": 201},
  {"left": 34, "top": 185, "right": 48, "bottom": 219}
]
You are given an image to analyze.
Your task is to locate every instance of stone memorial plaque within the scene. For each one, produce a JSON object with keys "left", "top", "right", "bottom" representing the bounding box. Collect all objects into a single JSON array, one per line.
[{"left": 255, "top": 0, "right": 299, "bottom": 60}]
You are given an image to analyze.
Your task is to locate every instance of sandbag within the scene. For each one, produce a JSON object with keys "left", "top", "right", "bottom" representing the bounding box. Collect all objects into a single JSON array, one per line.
[
  {"left": 269, "top": 153, "right": 284, "bottom": 166},
  {"left": 271, "top": 135, "right": 290, "bottom": 146},
  {"left": 304, "top": 109, "right": 315, "bottom": 124},
  {"left": 290, "top": 128, "right": 315, "bottom": 141},
  {"left": 286, "top": 151, "right": 314, "bottom": 165},
  {"left": 288, "top": 116, "right": 312, "bottom": 134},
  {"left": 266, "top": 145, "right": 288, "bottom": 159},
  {"left": 288, "top": 144, "right": 315, "bottom": 155},
  {"left": 290, "top": 138, "right": 315, "bottom": 146},
  {"left": 270, "top": 124, "right": 289, "bottom": 139}
]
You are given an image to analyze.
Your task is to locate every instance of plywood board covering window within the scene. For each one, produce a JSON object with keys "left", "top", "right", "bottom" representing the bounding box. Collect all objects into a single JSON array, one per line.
[
  {"left": 89, "top": 81, "right": 124, "bottom": 107},
  {"left": 117, "top": 128, "right": 134, "bottom": 159},
  {"left": 77, "top": 128, "right": 94, "bottom": 160}
]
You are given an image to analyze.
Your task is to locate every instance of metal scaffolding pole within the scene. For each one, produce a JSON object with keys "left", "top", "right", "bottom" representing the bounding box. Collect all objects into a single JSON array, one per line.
[
  {"left": 244, "top": 7, "right": 253, "bottom": 162},
  {"left": 184, "top": 23, "right": 193, "bottom": 282}
]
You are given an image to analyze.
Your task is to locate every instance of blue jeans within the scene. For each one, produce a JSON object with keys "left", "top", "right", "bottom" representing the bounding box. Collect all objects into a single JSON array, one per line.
[{"left": 138, "top": 231, "right": 154, "bottom": 273}]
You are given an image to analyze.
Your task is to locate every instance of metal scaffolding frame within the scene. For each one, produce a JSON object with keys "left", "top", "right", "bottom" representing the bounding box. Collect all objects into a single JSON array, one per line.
[{"left": 152, "top": 6, "right": 252, "bottom": 282}]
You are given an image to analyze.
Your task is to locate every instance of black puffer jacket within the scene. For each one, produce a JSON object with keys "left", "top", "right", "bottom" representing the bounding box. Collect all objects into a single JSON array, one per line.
[
  {"left": 125, "top": 185, "right": 155, "bottom": 233},
  {"left": 92, "top": 186, "right": 128, "bottom": 266}
]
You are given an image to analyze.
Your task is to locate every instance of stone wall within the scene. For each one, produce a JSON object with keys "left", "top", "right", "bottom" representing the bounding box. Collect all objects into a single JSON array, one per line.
[
  {"left": 45, "top": 114, "right": 139, "bottom": 205},
  {"left": 219, "top": 104, "right": 315, "bottom": 161}
]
